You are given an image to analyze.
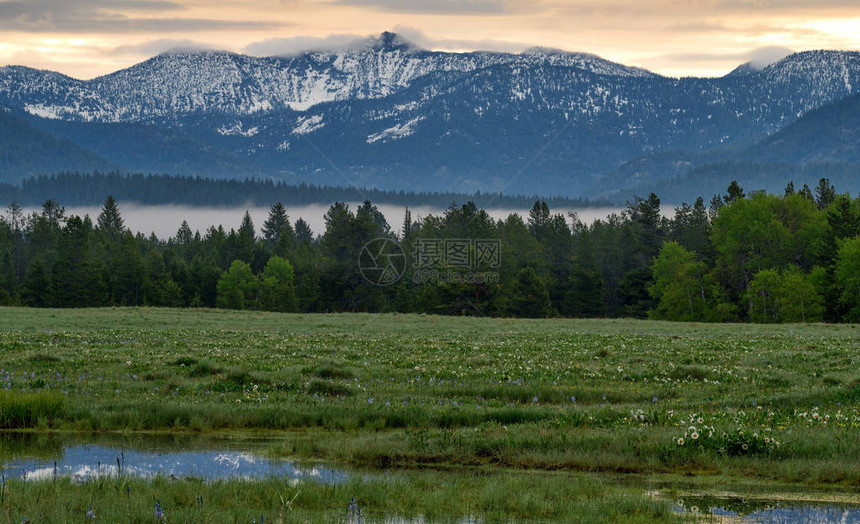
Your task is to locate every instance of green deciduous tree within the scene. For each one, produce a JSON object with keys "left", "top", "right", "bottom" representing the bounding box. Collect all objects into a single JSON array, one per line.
[
  {"left": 258, "top": 255, "right": 298, "bottom": 312},
  {"left": 834, "top": 237, "right": 860, "bottom": 322},
  {"left": 746, "top": 267, "right": 824, "bottom": 323},
  {"left": 216, "top": 259, "right": 257, "bottom": 310},
  {"left": 649, "top": 241, "right": 716, "bottom": 321}
]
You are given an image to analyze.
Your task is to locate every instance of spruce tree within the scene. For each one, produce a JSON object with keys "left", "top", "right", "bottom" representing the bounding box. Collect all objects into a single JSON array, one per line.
[
  {"left": 262, "top": 202, "right": 292, "bottom": 245},
  {"left": 97, "top": 195, "right": 125, "bottom": 239},
  {"left": 723, "top": 181, "right": 745, "bottom": 205},
  {"left": 815, "top": 178, "right": 836, "bottom": 210},
  {"left": 295, "top": 218, "right": 313, "bottom": 244}
]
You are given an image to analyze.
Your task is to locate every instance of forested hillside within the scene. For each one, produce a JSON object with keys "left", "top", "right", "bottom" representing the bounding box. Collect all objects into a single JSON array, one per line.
[
  {"left": 1, "top": 178, "right": 859, "bottom": 322},
  {"left": 0, "top": 109, "right": 115, "bottom": 177}
]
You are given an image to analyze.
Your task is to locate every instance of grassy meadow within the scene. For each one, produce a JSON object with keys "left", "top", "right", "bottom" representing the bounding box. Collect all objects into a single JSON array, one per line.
[{"left": 1, "top": 307, "right": 860, "bottom": 521}]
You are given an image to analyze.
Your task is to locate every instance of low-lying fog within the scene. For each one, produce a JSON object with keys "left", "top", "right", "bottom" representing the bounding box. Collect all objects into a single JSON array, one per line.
[{"left": 20, "top": 203, "right": 659, "bottom": 239}]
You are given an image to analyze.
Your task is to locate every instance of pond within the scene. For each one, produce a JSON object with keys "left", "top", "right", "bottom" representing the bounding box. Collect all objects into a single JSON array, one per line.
[
  {"left": 0, "top": 432, "right": 349, "bottom": 483},
  {"left": 671, "top": 492, "right": 860, "bottom": 523},
  {"left": 2, "top": 432, "right": 859, "bottom": 523}
]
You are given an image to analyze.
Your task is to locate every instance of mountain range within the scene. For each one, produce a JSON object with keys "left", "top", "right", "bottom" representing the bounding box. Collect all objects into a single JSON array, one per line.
[{"left": 1, "top": 32, "right": 859, "bottom": 203}]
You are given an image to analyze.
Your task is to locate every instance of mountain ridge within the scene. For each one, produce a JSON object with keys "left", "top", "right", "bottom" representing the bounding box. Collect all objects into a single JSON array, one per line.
[{"left": 1, "top": 33, "right": 859, "bottom": 199}]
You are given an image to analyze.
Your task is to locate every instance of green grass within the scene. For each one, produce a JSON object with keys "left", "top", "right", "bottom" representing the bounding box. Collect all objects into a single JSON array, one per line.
[
  {"left": 0, "top": 471, "right": 682, "bottom": 523},
  {"left": 1, "top": 307, "right": 860, "bottom": 520}
]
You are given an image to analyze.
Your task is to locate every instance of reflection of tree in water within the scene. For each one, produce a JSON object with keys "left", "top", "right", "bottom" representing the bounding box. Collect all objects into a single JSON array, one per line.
[{"left": 0, "top": 432, "right": 65, "bottom": 462}]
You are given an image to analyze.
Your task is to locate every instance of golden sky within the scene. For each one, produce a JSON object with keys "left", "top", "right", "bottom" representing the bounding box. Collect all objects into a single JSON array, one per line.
[{"left": 1, "top": 0, "right": 859, "bottom": 79}]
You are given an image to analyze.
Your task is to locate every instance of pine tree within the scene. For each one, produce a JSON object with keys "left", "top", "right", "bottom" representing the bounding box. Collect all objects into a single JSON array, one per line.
[
  {"left": 815, "top": 178, "right": 836, "bottom": 210},
  {"left": 798, "top": 184, "right": 814, "bottom": 201},
  {"left": 784, "top": 181, "right": 796, "bottom": 197},
  {"left": 507, "top": 268, "right": 554, "bottom": 318},
  {"left": 708, "top": 194, "right": 723, "bottom": 221},
  {"left": 262, "top": 202, "right": 292, "bottom": 245},
  {"left": 401, "top": 207, "right": 413, "bottom": 240},
  {"left": 175, "top": 220, "right": 193, "bottom": 246},
  {"left": 96, "top": 195, "right": 125, "bottom": 239},
  {"left": 527, "top": 201, "right": 551, "bottom": 239},
  {"left": 295, "top": 218, "right": 313, "bottom": 244},
  {"left": 723, "top": 181, "right": 745, "bottom": 205},
  {"left": 51, "top": 216, "right": 107, "bottom": 307},
  {"left": 234, "top": 211, "right": 257, "bottom": 264},
  {"left": 40, "top": 199, "right": 66, "bottom": 231}
]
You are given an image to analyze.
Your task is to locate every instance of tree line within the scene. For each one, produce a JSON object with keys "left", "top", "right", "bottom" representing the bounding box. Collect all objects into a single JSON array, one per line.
[
  {"left": 1, "top": 177, "right": 859, "bottom": 323},
  {"left": 0, "top": 172, "right": 598, "bottom": 209}
]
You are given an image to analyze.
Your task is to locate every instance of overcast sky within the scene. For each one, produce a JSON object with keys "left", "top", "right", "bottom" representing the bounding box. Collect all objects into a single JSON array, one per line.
[{"left": 1, "top": 0, "right": 859, "bottom": 79}]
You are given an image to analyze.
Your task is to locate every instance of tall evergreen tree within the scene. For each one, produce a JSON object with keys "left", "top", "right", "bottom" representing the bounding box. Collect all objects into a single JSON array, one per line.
[
  {"left": 295, "top": 218, "right": 313, "bottom": 244},
  {"left": 724, "top": 181, "right": 745, "bottom": 205},
  {"left": 51, "top": 216, "right": 107, "bottom": 307},
  {"left": 814, "top": 178, "right": 836, "bottom": 210},
  {"left": 262, "top": 202, "right": 292, "bottom": 245},
  {"left": 96, "top": 195, "right": 125, "bottom": 239}
]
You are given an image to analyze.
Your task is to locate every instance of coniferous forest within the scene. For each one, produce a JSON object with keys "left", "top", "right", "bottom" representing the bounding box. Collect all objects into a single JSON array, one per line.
[
  {"left": 1, "top": 178, "right": 859, "bottom": 323},
  {"left": 0, "top": 172, "right": 597, "bottom": 209}
]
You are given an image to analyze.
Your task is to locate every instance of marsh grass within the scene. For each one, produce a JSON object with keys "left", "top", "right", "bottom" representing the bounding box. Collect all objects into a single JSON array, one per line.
[
  {"left": 305, "top": 359, "right": 356, "bottom": 380},
  {"left": 0, "top": 306, "right": 859, "bottom": 519},
  {"left": 0, "top": 391, "right": 64, "bottom": 428},
  {"left": 0, "top": 471, "right": 682, "bottom": 523}
]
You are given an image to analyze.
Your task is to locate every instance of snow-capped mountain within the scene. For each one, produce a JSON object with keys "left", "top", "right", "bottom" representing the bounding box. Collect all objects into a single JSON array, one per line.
[
  {"left": 1, "top": 33, "right": 859, "bottom": 198},
  {"left": 0, "top": 32, "right": 652, "bottom": 121}
]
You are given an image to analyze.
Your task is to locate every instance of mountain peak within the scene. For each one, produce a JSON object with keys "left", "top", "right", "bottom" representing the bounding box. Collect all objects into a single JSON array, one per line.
[
  {"left": 367, "top": 31, "right": 422, "bottom": 52},
  {"left": 725, "top": 62, "right": 761, "bottom": 77},
  {"left": 521, "top": 46, "right": 579, "bottom": 56},
  {"left": 155, "top": 47, "right": 230, "bottom": 58}
]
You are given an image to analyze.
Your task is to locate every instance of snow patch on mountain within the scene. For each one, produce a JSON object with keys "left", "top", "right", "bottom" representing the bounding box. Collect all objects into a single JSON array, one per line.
[
  {"left": 216, "top": 121, "right": 259, "bottom": 137},
  {"left": 291, "top": 114, "right": 324, "bottom": 135},
  {"left": 367, "top": 116, "right": 424, "bottom": 144},
  {"left": 23, "top": 103, "right": 64, "bottom": 120}
]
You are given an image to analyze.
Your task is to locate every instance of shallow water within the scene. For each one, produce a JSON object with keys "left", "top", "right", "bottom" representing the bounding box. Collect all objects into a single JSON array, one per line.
[
  {"left": 2, "top": 433, "right": 859, "bottom": 522},
  {"left": 0, "top": 433, "right": 348, "bottom": 483},
  {"left": 672, "top": 493, "right": 860, "bottom": 523}
]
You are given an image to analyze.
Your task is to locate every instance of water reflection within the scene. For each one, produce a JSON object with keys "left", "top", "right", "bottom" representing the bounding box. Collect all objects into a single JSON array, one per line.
[
  {"left": 673, "top": 493, "right": 860, "bottom": 523},
  {"left": 0, "top": 432, "right": 348, "bottom": 483}
]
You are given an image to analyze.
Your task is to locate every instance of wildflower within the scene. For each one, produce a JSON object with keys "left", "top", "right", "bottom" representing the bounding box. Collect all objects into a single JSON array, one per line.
[
  {"left": 155, "top": 500, "right": 164, "bottom": 519},
  {"left": 367, "top": 397, "right": 373, "bottom": 404},
  {"left": 691, "top": 432, "right": 699, "bottom": 440},
  {"left": 742, "top": 444, "right": 748, "bottom": 451},
  {"left": 348, "top": 497, "right": 363, "bottom": 523},
  {"left": 764, "top": 437, "right": 770, "bottom": 444},
  {"left": 677, "top": 438, "right": 684, "bottom": 445},
  {"left": 691, "top": 506, "right": 699, "bottom": 513},
  {"left": 86, "top": 506, "right": 95, "bottom": 520},
  {"left": 697, "top": 417, "right": 703, "bottom": 424}
]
